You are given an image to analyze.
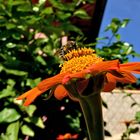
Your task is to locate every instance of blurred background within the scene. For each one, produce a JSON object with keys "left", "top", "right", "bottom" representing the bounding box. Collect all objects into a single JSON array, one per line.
[{"left": 0, "top": 0, "right": 140, "bottom": 139}]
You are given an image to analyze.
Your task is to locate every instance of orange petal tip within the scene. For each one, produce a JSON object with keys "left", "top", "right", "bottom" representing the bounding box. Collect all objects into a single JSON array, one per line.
[
  {"left": 17, "top": 87, "right": 42, "bottom": 106},
  {"left": 54, "top": 85, "right": 68, "bottom": 100}
]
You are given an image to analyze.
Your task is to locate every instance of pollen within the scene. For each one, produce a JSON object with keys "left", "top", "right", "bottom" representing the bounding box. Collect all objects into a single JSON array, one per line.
[
  {"left": 60, "top": 48, "right": 103, "bottom": 73},
  {"left": 64, "top": 47, "right": 95, "bottom": 60}
]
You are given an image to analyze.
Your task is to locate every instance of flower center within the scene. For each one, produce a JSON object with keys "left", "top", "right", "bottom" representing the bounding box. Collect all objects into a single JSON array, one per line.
[{"left": 60, "top": 48, "right": 103, "bottom": 73}]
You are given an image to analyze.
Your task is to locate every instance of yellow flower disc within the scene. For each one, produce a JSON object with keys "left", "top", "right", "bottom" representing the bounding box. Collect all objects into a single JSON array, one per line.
[{"left": 60, "top": 48, "right": 103, "bottom": 73}]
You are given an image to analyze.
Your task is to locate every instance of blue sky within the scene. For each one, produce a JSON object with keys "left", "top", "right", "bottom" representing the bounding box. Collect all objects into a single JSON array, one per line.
[{"left": 98, "top": 0, "right": 140, "bottom": 62}]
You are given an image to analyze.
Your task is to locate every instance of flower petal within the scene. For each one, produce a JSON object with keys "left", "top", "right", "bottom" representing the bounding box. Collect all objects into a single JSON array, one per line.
[
  {"left": 17, "top": 73, "right": 67, "bottom": 106},
  {"left": 108, "top": 70, "right": 124, "bottom": 78},
  {"left": 17, "top": 87, "right": 42, "bottom": 106},
  {"left": 56, "top": 135, "right": 64, "bottom": 140},
  {"left": 54, "top": 85, "right": 68, "bottom": 100},
  {"left": 120, "top": 62, "right": 140, "bottom": 74},
  {"left": 89, "top": 60, "right": 120, "bottom": 75},
  {"left": 103, "top": 73, "right": 116, "bottom": 92},
  {"left": 38, "top": 73, "right": 67, "bottom": 92},
  {"left": 103, "top": 69, "right": 137, "bottom": 92},
  {"left": 103, "top": 68, "right": 137, "bottom": 92},
  {"left": 62, "top": 71, "right": 87, "bottom": 84},
  {"left": 114, "top": 70, "right": 137, "bottom": 83},
  {"left": 56, "top": 133, "right": 78, "bottom": 140}
]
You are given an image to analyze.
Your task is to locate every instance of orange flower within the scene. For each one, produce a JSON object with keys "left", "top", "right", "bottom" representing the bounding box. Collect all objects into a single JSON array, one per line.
[
  {"left": 56, "top": 133, "right": 78, "bottom": 140},
  {"left": 17, "top": 47, "right": 140, "bottom": 106}
]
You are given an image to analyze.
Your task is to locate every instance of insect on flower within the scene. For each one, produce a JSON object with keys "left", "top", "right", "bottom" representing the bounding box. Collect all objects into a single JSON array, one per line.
[
  {"left": 56, "top": 41, "right": 79, "bottom": 60},
  {"left": 17, "top": 41, "right": 140, "bottom": 106}
]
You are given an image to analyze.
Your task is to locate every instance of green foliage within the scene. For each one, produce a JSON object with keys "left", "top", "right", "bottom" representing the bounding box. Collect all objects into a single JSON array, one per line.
[
  {"left": 121, "top": 94, "right": 140, "bottom": 139},
  {"left": 0, "top": 108, "right": 21, "bottom": 123},
  {"left": 96, "top": 18, "right": 140, "bottom": 62},
  {"left": 135, "top": 111, "right": 140, "bottom": 123},
  {"left": 105, "top": 18, "right": 130, "bottom": 33},
  {"left": 73, "top": 9, "right": 91, "bottom": 19},
  {"left": 65, "top": 111, "right": 82, "bottom": 132},
  {"left": 21, "top": 125, "right": 34, "bottom": 137},
  {"left": 0, "top": 0, "right": 140, "bottom": 139},
  {"left": 0, "top": 121, "right": 20, "bottom": 140},
  {"left": 121, "top": 126, "right": 139, "bottom": 140},
  {"left": 0, "top": 0, "right": 92, "bottom": 139}
]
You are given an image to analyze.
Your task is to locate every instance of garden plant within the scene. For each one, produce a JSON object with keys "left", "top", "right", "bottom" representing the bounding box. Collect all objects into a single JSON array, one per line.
[{"left": 0, "top": 0, "right": 140, "bottom": 140}]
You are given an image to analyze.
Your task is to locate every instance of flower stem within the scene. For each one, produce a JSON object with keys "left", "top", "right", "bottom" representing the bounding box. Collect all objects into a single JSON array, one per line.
[{"left": 79, "top": 92, "right": 104, "bottom": 140}]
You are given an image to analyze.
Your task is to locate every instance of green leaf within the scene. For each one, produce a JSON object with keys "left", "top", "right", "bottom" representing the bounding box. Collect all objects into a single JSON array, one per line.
[
  {"left": 0, "top": 64, "right": 28, "bottom": 76},
  {"left": 0, "top": 63, "right": 27, "bottom": 76},
  {"left": 6, "top": 42, "right": 16, "bottom": 48},
  {"left": 11, "top": 1, "right": 27, "bottom": 6},
  {"left": 6, "top": 121, "right": 20, "bottom": 140},
  {"left": 35, "top": 117, "right": 45, "bottom": 128},
  {"left": 25, "top": 105, "right": 37, "bottom": 117},
  {"left": 6, "top": 23, "right": 16, "bottom": 30},
  {"left": 17, "top": 4, "right": 32, "bottom": 12},
  {"left": 21, "top": 125, "right": 34, "bottom": 137},
  {"left": 62, "top": 23, "right": 83, "bottom": 35},
  {"left": 115, "top": 34, "right": 121, "bottom": 41},
  {"left": 0, "top": 133, "right": 9, "bottom": 140},
  {"left": 26, "top": 78, "right": 41, "bottom": 88},
  {"left": 112, "top": 18, "right": 121, "bottom": 25},
  {"left": 49, "top": 0, "right": 74, "bottom": 11},
  {"left": 56, "top": 11, "right": 71, "bottom": 20},
  {"left": 121, "top": 19, "right": 130, "bottom": 28},
  {"left": 0, "top": 86, "right": 15, "bottom": 99},
  {"left": 0, "top": 15, "right": 6, "bottom": 25},
  {"left": 35, "top": 56, "right": 47, "bottom": 65},
  {"left": 0, "top": 108, "right": 21, "bottom": 123},
  {"left": 24, "top": 117, "right": 45, "bottom": 128},
  {"left": 40, "top": 7, "right": 53, "bottom": 15},
  {"left": 74, "top": 9, "right": 90, "bottom": 19},
  {"left": 128, "top": 127, "right": 139, "bottom": 134},
  {"left": 135, "top": 111, "right": 140, "bottom": 123},
  {"left": 12, "top": 33, "right": 21, "bottom": 40},
  {"left": 131, "top": 52, "right": 140, "bottom": 57},
  {"left": 6, "top": 69, "right": 27, "bottom": 76},
  {"left": 105, "top": 18, "right": 121, "bottom": 33},
  {"left": 65, "top": 114, "right": 81, "bottom": 131},
  {"left": 7, "top": 79, "right": 16, "bottom": 87},
  {"left": 22, "top": 15, "right": 41, "bottom": 25}
]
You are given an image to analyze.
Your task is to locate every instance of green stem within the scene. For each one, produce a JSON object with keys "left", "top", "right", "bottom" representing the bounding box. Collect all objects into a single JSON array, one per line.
[
  {"left": 65, "top": 75, "right": 105, "bottom": 140},
  {"left": 79, "top": 92, "right": 104, "bottom": 140}
]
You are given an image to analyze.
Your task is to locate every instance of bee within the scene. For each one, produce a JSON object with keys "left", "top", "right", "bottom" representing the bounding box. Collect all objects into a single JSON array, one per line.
[{"left": 57, "top": 41, "right": 78, "bottom": 60}]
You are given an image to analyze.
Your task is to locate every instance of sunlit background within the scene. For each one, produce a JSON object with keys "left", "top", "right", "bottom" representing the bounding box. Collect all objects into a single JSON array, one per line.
[{"left": 98, "top": 0, "right": 140, "bottom": 62}]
